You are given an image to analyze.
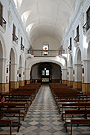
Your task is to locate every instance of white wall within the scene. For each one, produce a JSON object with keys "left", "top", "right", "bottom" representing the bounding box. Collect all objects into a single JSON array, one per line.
[
  {"left": 32, "top": 36, "right": 60, "bottom": 50},
  {"left": 62, "top": 0, "right": 90, "bottom": 83},
  {"left": 32, "top": 64, "right": 39, "bottom": 79},
  {"left": 52, "top": 63, "right": 61, "bottom": 79},
  {"left": 0, "top": 0, "right": 30, "bottom": 83}
]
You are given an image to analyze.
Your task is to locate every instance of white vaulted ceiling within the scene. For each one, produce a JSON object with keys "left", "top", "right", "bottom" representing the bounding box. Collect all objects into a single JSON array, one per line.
[{"left": 14, "top": 0, "right": 77, "bottom": 45}]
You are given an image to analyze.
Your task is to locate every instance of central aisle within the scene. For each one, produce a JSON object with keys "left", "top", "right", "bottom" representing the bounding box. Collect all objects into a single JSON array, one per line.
[{"left": 17, "top": 85, "right": 67, "bottom": 135}]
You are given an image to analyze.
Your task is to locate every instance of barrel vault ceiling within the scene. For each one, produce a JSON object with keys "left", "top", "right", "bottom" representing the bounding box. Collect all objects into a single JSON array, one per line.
[{"left": 14, "top": 0, "right": 77, "bottom": 45}]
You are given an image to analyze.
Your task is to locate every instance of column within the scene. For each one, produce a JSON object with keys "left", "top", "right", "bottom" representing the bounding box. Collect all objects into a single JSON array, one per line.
[
  {"left": 19, "top": 66, "right": 25, "bottom": 86},
  {"left": 25, "top": 67, "right": 30, "bottom": 84},
  {"left": 62, "top": 68, "right": 67, "bottom": 85},
  {"left": 10, "top": 63, "right": 18, "bottom": 90},
  {"left": 73, "top": 64, "right": 82, "bottom": 90},
  {"left": 82, "top": 60, "right": 90, "bottom": 92},
  {"left": 0, "top": 58, "right": 9, "bottom": 93},
  {"left": 68, "top": 66, "right": 73, "bottom": 87}
]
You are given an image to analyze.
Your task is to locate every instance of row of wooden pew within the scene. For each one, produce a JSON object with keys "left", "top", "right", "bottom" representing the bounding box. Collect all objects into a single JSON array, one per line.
[
  {"left": 0, "top": 83, "right": 41, "bottom": 135},
  {"left": 50, "top": 83, "right": 90, "bottom": 135}
]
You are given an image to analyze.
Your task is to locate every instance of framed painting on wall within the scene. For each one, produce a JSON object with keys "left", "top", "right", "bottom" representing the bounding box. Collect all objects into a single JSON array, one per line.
[{"left": 6, "top": 76, "right": 8, "bottom": 83}]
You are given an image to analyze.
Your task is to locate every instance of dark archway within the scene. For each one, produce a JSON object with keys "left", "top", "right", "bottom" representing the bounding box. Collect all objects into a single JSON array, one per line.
[{"left": 30, "top": 62, "right": 62, "bottom": 83}]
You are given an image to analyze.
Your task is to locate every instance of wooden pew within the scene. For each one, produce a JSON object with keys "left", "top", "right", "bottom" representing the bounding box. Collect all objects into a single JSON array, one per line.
[
  {"left": 0, "top": 120, "right": 16, "bottom": 135},
  {"left": 0, "top": 109, "right": 21, "bottom": 132},
  {"left": 50, "top": 83, "right": 90, "bottom": 135},
  {"left": 61, "top": 102, "right": 90, "bottom": 114},
  {"left": 64, "top": 110, "right": 90, "bottom": 132},
  {"left": 0, "top": 83, "right": 41, "bottom": 134},
  {"left": 57, "top": 98, "right": 90, "bottom": 113},
  {"left": 5, "top": 96, "right": 32, "bottom": 107},
  {"left": 69, "top": 119, "right": 90, "bottom": 135},
  {"left": 0, "top": 102, "right": 28, "bottom": 120}
]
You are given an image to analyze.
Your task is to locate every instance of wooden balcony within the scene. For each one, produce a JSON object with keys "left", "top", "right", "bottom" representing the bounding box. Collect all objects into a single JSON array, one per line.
[
  {"left": 12, "top": 34, "right": 18, "bottom": 44},
  {"left": 0, "top": 16, "right": 6, "bottom": 30},
  {"left": 74, "top": 35, "right": 79, "bottom": 42},
  {"left": 68, "top": 45, "right": 72, "bottom": 51},
  {"left": 27, "top": 49, "right": 65, "bottom": 57},
  {"left": 83, "top": 21, "right": 90, "bottom": 34},
  {"left": 21, "top": 44, "right": 24, "bottom": 51}
]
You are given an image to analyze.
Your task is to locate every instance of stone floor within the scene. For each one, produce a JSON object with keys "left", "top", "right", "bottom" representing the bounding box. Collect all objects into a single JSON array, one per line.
[{"left": 0, "top": 85, "right": 90, "bottom": 135}]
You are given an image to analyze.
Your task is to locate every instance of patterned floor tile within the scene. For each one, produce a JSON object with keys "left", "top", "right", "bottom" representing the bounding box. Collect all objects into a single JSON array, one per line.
[
  {"left": 1, "top": 85, "right": 90, "bottom": 135},
  {"left": 33, "top": 128, "right": 44, "bottom": 133},
  {"left": 39, "top": 131, "right": 52, "bottom": 135},
  {"left": 29, "top": 121, "right": 39, "bottom": 126},
  {"left": 47, "top": 127, "right": 58, "bottom": 133},
  {"left": 40, "top": 125, "right": 51, "bottom": 130}
]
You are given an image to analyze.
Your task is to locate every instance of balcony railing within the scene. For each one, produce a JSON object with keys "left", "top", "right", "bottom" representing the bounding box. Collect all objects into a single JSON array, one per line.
[
  {"left": 83, "top": 21, "right": 90, "bottom": 34},
  {"left": 68, "top": 45, "right": 72, "bottom": 51},
  {"left": 12, "top": 34, "right": 18, "bottom": 44},
  {"left": 21, "top": 44, "right": 24, "bottom": 51},
  {"left": 74, "top": 35, "right": 79, "bottom": 42},
  {"left": 27, "top": 49, "right": 65, "bottom": 57},
  {"left": 0, "top": 16, "right": 6, "bottom": 30}
]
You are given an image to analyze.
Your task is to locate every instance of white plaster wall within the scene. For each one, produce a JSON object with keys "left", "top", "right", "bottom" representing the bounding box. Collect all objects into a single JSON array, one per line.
[
  {"left": 0, "top": 0, "right": 30, "bottom": 83},
  {"left": 32, "top": 36, "right": 60, "bottom": 50},
  {"left": 52, "top": 64, "right": 61, "bottom": 79},
  {"left": 2, "top": 0, "right": 90, "bottom": 84},
  {"left": 32, "top": 64, "right": 39, "bottom": 79},
  {"left": 25, "top": 56, "right": 66, "bottom": 80},
  {"left": 62, "top": 0, "right": 90, "bottom": 82}
]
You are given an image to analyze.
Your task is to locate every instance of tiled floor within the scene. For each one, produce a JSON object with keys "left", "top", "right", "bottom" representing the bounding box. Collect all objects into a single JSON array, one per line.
[{"left": 0, "top": 85, "right": 90, "bottom": 135}]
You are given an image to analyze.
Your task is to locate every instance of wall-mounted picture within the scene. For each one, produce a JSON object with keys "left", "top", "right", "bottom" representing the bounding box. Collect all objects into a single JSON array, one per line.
[
  {"left": 6, "top": 76, "right": 8, "bottom": 82},
  {"left": 17, "top": 76, "right": 19, "bottom": 81},
  {"left": 42, "top": 78, "right": 49, "bottom": 82},
  {"left": 17, "top": 70, "right": 19, "bottom": 74},
  {"left": 43, "top": 44, "right": 49, "bottom": 50},
  {"left": 67, "top": 72, "right": 69, "bottom": 75},
  {"left": 46, "top": 70, "right": 49, "bottom": 76},
  {"left": 82, "top": 76, "right": 84, "bottom": 83},
  {"left": 23, "top": 72, "right": 25, "bottom": 75},
  {"left": 42, "top": 70, "right": 45, "bottom": 75}
]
